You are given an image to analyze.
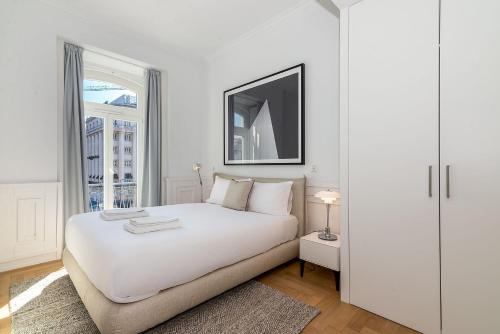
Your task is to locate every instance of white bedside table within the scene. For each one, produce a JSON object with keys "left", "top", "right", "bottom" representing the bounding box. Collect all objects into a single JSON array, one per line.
[{"left": 299, "top": 232, "right": 340, "bottom": 291}]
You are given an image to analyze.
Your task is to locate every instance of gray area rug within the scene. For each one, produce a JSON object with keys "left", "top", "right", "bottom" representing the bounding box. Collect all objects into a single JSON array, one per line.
[{"left": 10, "top": 273, "right": 319, "bottom": 334}]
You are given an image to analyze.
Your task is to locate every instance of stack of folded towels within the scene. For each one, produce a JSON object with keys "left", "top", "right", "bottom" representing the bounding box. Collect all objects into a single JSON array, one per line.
[
  {"left": 99, "top": 208, "right": 181, "bottom": 234},
  {"left": 123, "top": 216, "right": 182, "bottom": 234},
  {"left": 100, "top": 208, "right": 149, "bottom": 221}
]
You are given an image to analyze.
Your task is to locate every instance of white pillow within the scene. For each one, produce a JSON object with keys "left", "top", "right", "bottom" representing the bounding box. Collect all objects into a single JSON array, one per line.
[
  {"left": 247, "top": 181, "right": 293, "bottom": 216},
  {"left": 206, "top": 176, "right": 231, "bottom": 205},
  {"left": 287, "top": 189, "right": 293, "bottom": 214}
]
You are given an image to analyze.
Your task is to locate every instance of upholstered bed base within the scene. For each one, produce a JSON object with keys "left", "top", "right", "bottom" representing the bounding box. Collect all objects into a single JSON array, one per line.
[{"left": 63, "top": 239, "right": 299, "bottom": 334}]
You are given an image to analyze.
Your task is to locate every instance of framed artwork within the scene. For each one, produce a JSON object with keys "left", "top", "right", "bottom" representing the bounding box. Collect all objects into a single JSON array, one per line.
[{"left": 224, "top": 64, "right": 304, "bottom": 165}]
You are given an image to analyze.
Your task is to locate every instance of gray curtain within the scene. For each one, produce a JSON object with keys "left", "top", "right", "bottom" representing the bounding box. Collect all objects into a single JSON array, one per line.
[
  {"left": 141, "top": 69, "right": 162, "bottom": 207},
  {"left": 63, "top": 43, "right": 88, "bottom": 221}
]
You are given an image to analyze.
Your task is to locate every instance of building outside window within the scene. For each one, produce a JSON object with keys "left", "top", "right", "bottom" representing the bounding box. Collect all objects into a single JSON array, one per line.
[
  {"left": 84, "top": 68, "right": 144, "bottom": 212},
  {"left": 125, "top": 133, "right": 133, "bottom": 141}
]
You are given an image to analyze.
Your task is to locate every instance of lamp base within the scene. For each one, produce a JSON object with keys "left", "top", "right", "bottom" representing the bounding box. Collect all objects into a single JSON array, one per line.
[{"left": 318, "top": 230, "right": 337, "bottom": 241}]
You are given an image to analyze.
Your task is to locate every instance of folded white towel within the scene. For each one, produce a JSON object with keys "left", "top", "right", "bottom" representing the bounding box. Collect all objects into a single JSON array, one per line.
[
  {"left": 100, "top": 209, "right": 149, "bottom": 221},
  {"left": 129, "top": 216, "right": 179, "bottom": 227},
  {"left": 103, "top": 208, "right": 145, "bottom": 216},
  {"left": 123, "top": 220, "right": 182, "bottom": 234}
]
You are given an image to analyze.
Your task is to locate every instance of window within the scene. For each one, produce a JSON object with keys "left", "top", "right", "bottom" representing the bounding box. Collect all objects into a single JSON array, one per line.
[
  {"left": 234, "top": 135, "right": 244, "bottom": 161},
  {"left": 84, "top": 79, "right": 137, "bottom": 109},
  {"left": 86, "top": 116, "right": 104, "bottom": 211},
  {"left": 84, "top": 70, "right": 144, "bottom": 211},
  {"left": 234, "top": 113, "right": 245, "bottom": 128}
]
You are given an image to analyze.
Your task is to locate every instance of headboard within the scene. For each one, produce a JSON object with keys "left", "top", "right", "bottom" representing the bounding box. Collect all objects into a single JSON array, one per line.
[{"left": 213, "top": 173, "right": 306, "bottom": 237}]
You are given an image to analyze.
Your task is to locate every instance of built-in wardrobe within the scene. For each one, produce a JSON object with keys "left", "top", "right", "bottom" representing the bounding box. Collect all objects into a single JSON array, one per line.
[{"left": 346, "top": 0, "right": 500, "bottom": 333}]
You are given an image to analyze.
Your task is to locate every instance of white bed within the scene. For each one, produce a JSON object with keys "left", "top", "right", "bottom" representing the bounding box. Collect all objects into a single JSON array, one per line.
[{"left": 65, "top": 202, "right": 298, "bottom": 303}]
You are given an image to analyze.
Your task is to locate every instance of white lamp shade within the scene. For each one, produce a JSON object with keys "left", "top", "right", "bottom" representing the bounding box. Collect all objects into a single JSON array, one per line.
[
  {"left": 192, "top": 163, "right": 201, "bottom": 171},
  {"left": 314, "top": 190, "right": 337, "bottom": 204}
]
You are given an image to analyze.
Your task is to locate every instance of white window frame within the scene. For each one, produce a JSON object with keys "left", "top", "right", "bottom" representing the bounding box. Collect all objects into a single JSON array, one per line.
[{"left": 84, "top": 69, "right": 145, "bottom": 209}]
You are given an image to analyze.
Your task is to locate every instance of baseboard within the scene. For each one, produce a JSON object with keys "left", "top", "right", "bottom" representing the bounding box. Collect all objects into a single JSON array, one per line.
[{"left": 0, "top": 251, "right": 60, "bottom": 273}]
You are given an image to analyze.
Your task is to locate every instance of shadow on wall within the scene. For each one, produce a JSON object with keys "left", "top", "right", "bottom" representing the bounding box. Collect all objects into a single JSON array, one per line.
[{"left": 316, "top": 0, "right": 340, "bottom": 18}]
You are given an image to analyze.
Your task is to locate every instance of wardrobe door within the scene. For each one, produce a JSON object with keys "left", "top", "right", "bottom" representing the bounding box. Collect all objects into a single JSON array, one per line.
[
  {"left": 440, "top": 1, "right": 500, "bottom": 332},
  {"left": 348, "top": 0, "right": 441, "bottom": 333}
]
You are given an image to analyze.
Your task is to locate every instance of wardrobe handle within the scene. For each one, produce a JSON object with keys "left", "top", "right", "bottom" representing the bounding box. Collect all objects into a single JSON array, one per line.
[
  {"left": 428, "top": 165, "right": 432, "bottom": 197},
  {"left": 446, "top": 165, "right": 451, "bottom": 198}
]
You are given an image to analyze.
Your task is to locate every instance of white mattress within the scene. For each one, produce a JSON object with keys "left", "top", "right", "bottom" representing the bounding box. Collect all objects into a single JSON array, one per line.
[{"left": 65, "top": 203, "right": 298, "bottom": 303}]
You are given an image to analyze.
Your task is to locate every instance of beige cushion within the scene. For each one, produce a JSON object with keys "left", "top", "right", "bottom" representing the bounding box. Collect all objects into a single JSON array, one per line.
[{"left": 222, "top": 179, "right": 254, "bottom": 211}]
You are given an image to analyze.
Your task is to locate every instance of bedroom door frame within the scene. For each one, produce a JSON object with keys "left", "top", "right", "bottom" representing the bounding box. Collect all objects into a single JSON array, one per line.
[{"left": 339, "top": 6, "right": 350, "bottom": 304}]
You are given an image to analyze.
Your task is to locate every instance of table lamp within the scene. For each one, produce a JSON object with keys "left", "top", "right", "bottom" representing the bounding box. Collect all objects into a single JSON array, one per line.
[
  {"left": 314, "top": 190, "right": 337, "bottom": 241},
  {"left": 192, "top": 162, "right": 203, "bottom": 203}
]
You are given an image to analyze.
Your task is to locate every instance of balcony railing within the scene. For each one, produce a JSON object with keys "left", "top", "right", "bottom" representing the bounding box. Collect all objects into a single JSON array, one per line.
[
  {"left": 89, "top": 184, "right": 104, "bottom": 212},
  {"left": 88, "top": 182, "right": 137, "bottom": 212},
  {"left": 113, "top": 182, "right": 137, "bottom": 208}
]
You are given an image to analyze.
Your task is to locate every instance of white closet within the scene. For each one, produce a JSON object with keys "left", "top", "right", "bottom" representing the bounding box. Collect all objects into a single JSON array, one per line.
[
  {"left": 440, "top": 0, "right": 500, "bottom": 332},
  {"left": 346, "top": 0, "right": 500, "bottom": 333}
]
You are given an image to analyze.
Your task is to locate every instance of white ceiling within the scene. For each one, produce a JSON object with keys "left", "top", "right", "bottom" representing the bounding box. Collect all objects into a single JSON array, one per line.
[{"left": 41, "top": 0, "right": 311, "bottom": 58}]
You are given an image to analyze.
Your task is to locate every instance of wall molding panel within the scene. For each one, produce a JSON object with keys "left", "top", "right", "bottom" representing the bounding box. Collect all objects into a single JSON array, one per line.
[
  {"left": 165, "top": 177, "right": 212, "bottom": 205},
  {"left": 0, "top": 182, "right": 62, "bottom": 272}
]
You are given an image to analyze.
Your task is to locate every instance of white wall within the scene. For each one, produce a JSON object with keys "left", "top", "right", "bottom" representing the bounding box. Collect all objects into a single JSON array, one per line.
[
  {"left": 0, "top": 0, "right": 206, "bottom": 185},
  {"left": 0, "top": 0, "right": 340, "bottom": 229},
  {"left": 203, "top": 0, "right": 340, "bottom": 188}
]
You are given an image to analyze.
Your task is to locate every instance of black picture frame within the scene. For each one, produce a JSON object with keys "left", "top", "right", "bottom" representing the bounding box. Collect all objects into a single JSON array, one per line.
[{"left": 223, "top": 64, "right": 305, "bottom": 165}]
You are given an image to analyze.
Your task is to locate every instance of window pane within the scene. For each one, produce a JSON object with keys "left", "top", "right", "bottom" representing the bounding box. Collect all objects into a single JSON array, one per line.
[
  {"left": 85, "top": 116, "right": 105, "bottom": 212},
  {"left": 234, "top": 113, "right": 245, "bottom": 128},
  {"left": 83, "top": 79, "right": 137, "bottom": 109},
  {"left": 113, "top": 120, "right": 138, "bottom": 208},
  {"left": 234, "top": 135, "right": 243, "bottom": 160}
]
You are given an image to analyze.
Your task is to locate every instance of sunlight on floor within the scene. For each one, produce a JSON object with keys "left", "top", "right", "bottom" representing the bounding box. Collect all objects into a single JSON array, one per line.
[
  {"left": 8, "top": 268, "right": 67, "bottom": 316},
  {"left": 0, "top": 303, "right": 10, "bottom": 320}
]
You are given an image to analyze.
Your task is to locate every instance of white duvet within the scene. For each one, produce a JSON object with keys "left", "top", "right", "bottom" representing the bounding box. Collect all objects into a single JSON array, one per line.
[{"left": 65, "top": 203, "right": 298, "bottom": 303}]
